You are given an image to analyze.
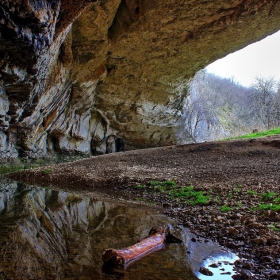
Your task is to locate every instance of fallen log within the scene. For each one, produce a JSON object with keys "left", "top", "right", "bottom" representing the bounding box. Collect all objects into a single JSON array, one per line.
[{"left": 102, "top": 225, "right": 182, "bottom": 270}]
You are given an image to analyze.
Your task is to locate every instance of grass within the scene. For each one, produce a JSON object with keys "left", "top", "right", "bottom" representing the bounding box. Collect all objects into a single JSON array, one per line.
[
  {"left": 0, "top": 165, "right": 34, "bottom": 175},
  {"left": 135, "top": 181, "right": 210, "bottom": 205},
  {"left": 236, "top": 202, "right": 243, "bottom": 208},
  {"left": 43, "top": 168, "right": 53, "bottom": 174},
  {"left": 223, "top": 127, "right": 280, "bottom": 140},
  {"left": 189, "top": 193, "right": 211, "bottom": 205},
  {"left": 150, "top": 180, "right": 162, "bottom": 186},
  {"left": 135, "top": 180, "right": 177, "bottom": 192},
  {"left": 258, "top": 204, "right": 280, "bottom": 211},
  {"left": 249, "top": 206, "right": 256, "bottom": 211},
  {"left": 135, "top": 179, "right": 280, "bottom": 214},
  {"left": 169, "top": 185, "right": 211, "bottom": 205},
  {"left": 247, "top": 190, "right": 257, "bottom": 196},
  {"left": 262, "top": 191, "right": 276, "bottom": 200},
  {"left": 150, "top": 180, "right": 176, "bottom": 187},
  {"left": 268, "top": 224, "right": 280, "bottom": 232},
  {"left": 0, "top": 158, "right": 56, "bottom": 175},
  {"left": 213, "top": 196, "right": 221, "bottom": 203},
  {"left": 221, "top": 205, "right": 232, "bottom": 212}
]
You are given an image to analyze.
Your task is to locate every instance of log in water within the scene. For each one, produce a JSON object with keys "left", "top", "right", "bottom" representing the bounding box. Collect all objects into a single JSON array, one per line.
[{"left": 102, "top": 225, "right": 182, "bottom": 270}]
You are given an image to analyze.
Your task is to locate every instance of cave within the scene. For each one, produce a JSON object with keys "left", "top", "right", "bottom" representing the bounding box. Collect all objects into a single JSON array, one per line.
[{"left": 1, "top": 0, "right": 280, "bottom": 160}]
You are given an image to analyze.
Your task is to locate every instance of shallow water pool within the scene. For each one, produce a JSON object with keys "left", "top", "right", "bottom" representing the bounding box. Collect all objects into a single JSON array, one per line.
[{"left": 0, "top": 178, "right": 236, "bottom": 279}]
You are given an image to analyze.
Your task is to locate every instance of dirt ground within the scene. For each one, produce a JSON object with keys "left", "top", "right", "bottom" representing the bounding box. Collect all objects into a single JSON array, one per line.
[{"left": 8, "top": 136, "right": 280, "bottom": 279}]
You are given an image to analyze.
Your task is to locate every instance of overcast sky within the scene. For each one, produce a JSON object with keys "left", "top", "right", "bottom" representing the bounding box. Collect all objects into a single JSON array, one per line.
[{"left": 206, "top": 30, "right": 280, "bottom": 87}]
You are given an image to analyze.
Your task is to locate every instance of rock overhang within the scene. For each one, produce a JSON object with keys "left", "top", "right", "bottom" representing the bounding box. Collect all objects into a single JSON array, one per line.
[{"left": 0, "top": 0, "right": 280, "bottom": 159}]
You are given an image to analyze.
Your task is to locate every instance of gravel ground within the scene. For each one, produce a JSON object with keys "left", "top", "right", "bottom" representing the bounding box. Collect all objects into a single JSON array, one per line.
[{"left": 7, "top": 136, "right": 280, "bottom": 279}]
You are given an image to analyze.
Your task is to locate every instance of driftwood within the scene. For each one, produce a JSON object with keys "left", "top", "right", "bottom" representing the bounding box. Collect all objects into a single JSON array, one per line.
[{"left": 102, "top": 225, "right": 182, "bottom": 270}]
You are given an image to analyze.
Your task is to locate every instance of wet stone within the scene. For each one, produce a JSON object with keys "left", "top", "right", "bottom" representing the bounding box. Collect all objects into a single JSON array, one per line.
[
  {"left": 199, "top": 266, "right": 213, "bottom": 276},
  {"left": 242, "top": 262, "right": 254, "bottom": 269},
  {"left": 240, "top": 269, "right": 254, "bottom": 279},
  {"left": 228, "top": 227, "right": 239, "bottom": 236},
  {"left": 260, "top": 256, "right": 274, "bottom": 262},
  {"left": 220, "top": 271, "right": 231, "bottom": 275},
  {"left": 231, "top": 274, "right": 242, "bottom": 280},
  {"left": 253, "top": 237, "right": 267, "bottom": 245},
  {"left": 209, "top": 263, "right": 220, "bottom": 268}
]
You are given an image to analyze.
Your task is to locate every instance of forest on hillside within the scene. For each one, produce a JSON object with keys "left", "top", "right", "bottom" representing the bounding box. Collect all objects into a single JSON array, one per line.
[{"left": 179, "top": 70, "right": 280, "bottom": 143}]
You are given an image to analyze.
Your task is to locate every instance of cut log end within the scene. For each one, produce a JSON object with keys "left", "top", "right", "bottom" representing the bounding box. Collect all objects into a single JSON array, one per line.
[
  {"left": 102, "top": 249, "right": 117, "bottom": 262},
  {"left": 102, "top": 249, "right": 126, "bottom": 269}
]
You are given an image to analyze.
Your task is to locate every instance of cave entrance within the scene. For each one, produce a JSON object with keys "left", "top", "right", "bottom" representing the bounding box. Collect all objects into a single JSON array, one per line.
[
  {"left": 180, "top": 30, "right": 280, "bottom": 144},
  {"left": 206, "top": 30, "right": 280, "bottom": 88}
]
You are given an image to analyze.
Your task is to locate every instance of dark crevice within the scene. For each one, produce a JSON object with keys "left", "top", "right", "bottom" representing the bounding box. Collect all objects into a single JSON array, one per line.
[
  {"left": 108, "top": 0, "right": 142, "bottom": 41},
  {"left": 115, "top": 138, "right": 124, "bottom": 152}
]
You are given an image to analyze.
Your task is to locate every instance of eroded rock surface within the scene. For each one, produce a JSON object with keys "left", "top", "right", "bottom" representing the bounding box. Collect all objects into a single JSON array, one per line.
[{"left": 1, "top": 0, "right": 280, "bottom": 159}]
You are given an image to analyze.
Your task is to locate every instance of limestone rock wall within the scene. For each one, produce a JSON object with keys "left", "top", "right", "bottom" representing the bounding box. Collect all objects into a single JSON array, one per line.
[{"left": 1, "top": 0, "right": 280, "bottom": 159}]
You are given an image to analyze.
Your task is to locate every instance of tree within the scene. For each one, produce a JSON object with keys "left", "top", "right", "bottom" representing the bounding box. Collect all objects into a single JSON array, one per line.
[
  {"left": 179, "top": 71, "right": 280, "bottom": 143},
  {"left": 249, "top": 77, "right": 280, "bottom": 129}
]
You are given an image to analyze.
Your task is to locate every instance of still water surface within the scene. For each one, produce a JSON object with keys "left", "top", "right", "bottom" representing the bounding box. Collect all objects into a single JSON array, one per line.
[{"left": 0, "top": 178, "right": 236, "bottom": 279}]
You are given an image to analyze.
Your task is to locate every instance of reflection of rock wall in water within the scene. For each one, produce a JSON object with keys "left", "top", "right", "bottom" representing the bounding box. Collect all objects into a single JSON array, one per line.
[
  {"left": 1, "top": 1, "right": 280, "bottom": 159},
  {"left": 0, "top": 179, "right": 196, "bottom": 279},
  {"left": 0, "top": 179, "right": 107, "bottom": 279}
]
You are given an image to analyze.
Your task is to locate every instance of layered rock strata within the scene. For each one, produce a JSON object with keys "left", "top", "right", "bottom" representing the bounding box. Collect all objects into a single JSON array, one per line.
[{"left": 1, "top": 0, "right": 280, "bottom": 159}]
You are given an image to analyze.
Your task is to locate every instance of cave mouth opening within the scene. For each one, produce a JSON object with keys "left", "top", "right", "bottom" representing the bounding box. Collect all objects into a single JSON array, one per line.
[{"left": 179, "top": 30, "right": 280, "bottom": 144}]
